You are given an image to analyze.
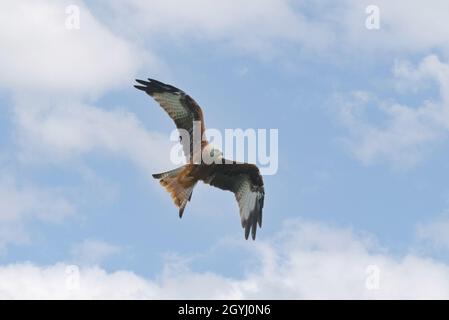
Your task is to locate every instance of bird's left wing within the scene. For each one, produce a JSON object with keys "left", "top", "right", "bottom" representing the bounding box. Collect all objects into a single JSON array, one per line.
[
  {"left": 206, "top": 163, "right": 265, "bottom": 240},
  {"left": 134, "top": 78, "right": 206, "bottom": 162}
]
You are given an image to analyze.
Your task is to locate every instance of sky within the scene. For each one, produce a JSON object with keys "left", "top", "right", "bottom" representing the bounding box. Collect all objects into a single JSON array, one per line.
[{"left": 1, "top": 0, "right": 449, "bottom": 299}]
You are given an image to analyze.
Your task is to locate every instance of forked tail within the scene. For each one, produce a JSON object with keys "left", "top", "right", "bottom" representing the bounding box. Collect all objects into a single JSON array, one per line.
[{"left": 152, "top": 166, "right": 197, "bottom": 218}]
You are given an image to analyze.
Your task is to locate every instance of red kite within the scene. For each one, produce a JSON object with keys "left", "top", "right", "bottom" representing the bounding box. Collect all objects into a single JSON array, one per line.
[{"left": 135, "top": 79, "right": 265, "bottom": 240}]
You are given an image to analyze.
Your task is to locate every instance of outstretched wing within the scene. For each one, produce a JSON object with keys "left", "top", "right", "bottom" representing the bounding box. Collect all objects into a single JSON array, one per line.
[
  {"left": 134, "top": 78, "right": 206, "bottom": 162},
  {"left": 206, "top": 163, "right": 265, "bottom": 240}
]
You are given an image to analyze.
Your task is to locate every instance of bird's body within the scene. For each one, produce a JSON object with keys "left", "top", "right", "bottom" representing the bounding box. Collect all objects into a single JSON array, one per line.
[{"left": 135, "top": 78, "right": 265, "bottom": 240}]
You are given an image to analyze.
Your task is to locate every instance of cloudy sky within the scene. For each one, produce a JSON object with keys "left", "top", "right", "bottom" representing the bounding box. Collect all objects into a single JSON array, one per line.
[{"left": 1, "top": 0, "right": 449, "bottom": 299}]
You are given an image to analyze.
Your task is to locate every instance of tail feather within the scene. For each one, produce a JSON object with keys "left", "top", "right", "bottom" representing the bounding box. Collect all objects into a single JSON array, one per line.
[
  {"left": 153, "top": 166, "right": 197, "bottom": 218},
  {"left": 178, "top": 186, "right": 195, "bottom": 218}
]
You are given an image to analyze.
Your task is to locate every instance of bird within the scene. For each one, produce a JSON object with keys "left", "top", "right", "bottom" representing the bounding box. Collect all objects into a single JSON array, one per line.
[{"left": 134, "top": 78, "right": 265, "bottom": 240}]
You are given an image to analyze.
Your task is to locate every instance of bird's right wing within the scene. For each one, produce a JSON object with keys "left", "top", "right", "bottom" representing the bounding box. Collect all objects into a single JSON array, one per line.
[{"left": 134, "top": 78, "right": 206, "bottom": 162}]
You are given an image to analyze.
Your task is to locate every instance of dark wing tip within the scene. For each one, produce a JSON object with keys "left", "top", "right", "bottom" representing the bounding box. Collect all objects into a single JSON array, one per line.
[
  {"left": 134, "top": 78, "right": 184, "bottom": 95},
  {"left": 135, "top": 78, "right": 150, "bottom": 85},
  {"left": 257, "top": 194, "right": 264, "bottom": 228},
  {"left": 134, "top": 79, "right": 160, "bottom": 95},
  {"left": 244, "top": 223, "right": 251, "bottom": 240},
  {"left": 243, "top": 193, "right": 264, "bottom": 240},
  {"left": 251, "top": 217, "right": 257, "bottom": 240},
  {"left": 179, "top": 206, "right": 185, "bottom": 218},
  {"left": 134, "top": 79, "right": 153, "bottom": 94},
  {"left": 147, "top": 78, "right": 164, "bottom": 85},
  {"left": 134, "top": 85, "right": 147, "bottom": 91},
  {"left": 243, "top": 215, "right": 258, "bottom": 240}
]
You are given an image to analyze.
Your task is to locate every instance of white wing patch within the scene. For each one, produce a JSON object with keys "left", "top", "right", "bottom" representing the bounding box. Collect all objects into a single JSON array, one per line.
[
  {"left": 234, "top": 177, "right": 264, "bottom": 239},
  {"left": 152, "top": 92, "right": 194, "bottom": 161},
  {"left": 153, "top": 92, "right": 190, "bottom": 121}
]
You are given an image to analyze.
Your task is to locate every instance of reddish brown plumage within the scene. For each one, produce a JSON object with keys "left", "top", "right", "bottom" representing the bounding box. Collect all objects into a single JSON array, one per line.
[
  {"left": 136, "top": 78, "right": 265, "bottom": 239},
  {"left": 159, "top": 165, "right": 197, "bottom": 208}
]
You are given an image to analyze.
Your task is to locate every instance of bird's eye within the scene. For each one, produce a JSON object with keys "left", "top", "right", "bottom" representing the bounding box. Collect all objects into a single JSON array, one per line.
[{"left": 210, "top": 150, "right": 214, "bottom": 157}]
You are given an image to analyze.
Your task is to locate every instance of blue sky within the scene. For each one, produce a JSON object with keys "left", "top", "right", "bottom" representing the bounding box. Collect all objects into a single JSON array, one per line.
[{"left": 1, "top": 0, "right": 449, "bottom": 298}]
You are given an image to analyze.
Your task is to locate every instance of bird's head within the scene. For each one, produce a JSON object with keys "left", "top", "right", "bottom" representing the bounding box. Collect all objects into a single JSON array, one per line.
[
  {"left": 210, "top": 148, "right": 223, "bottom": 159},
  {"left": 203, "top": 145, "right": 223, "bottom": 164}
]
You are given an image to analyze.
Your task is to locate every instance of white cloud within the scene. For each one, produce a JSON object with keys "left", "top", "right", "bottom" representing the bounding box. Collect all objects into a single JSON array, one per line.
[
  {"left": 70, "top": 239, "right": 122, "bottom": 266},
  {"left": 2, "top": 0, "right": 449, "bottom": 98},
  {"left": 4, "top": 1, "right": 449, "bottom": 174},
  {"left": 12, "top": 101, "right": 173, "bottom": 177},
  {"left": 0, "top": 98, "right": 174, "bottom": 250},
  {"left": 0, "top": 172, "right": 74, "bottom": 251},
  {"left": 2, "top": 220, "right": 449, "bottom": 299},
  {"left": 337, "top": 0, "right": 449, "bottom": 56},
  {"left": 417, "top": 216, "right": 449, "bottom": 251},
  {"left": 102, "top": 0, "right": 333, "bottom": 58},
  {"left": 0, "top": 1, "right": 175, "bottom": 251},
  {"left": 0, "top": 263, "right": 157, "bottom": 299},
  {"left": 0, "top": 176, "right": 73, "bottom": 223},
  {"left": 338, "top": 55, "right": 449, "bottom": 168},
  {"left": 0, "top": 1, "right": 170, "bottom": 176},
  {"left": 97, "top": 0, "right": 449, "bottom": 60},
  {"left": 2, "top": 1, "right": 449, "bottom": 300},
  {"left": 0, "top": 1, "right": 151, "bottom": 97},
  {"left": 100, "top": 1, "right": 449, "bottom": 60}
]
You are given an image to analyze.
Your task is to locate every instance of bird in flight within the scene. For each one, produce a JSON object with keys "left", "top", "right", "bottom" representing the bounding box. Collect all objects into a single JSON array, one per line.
[{"left": 134, "top": 79, "right": 265, "bottom": 240}]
